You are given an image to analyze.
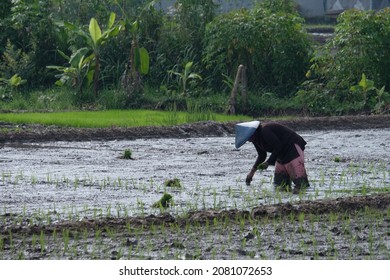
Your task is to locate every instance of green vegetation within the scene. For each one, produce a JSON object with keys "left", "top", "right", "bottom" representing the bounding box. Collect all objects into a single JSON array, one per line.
[
  {"left": 0, "top": 109, "right": 249, "bottom": 128},
  {"left": 164, "top": 178, "right": 182, "bottom": 188},
  {"left": 1, "top": 1, "right": 389, "bottom": 261},
  {"left": 123, "top": 149, "right": 133, "bottom": 159},
  {"left": 152, "top": 193, "right": 173, "bottom": 208},
  {"left": 299, "top": 8, "right": 390, "bottom": 115},
  {"left": 0, "top": 156, "right": 388, "bottom": 259},
  {"left": 203, "top": 1, "right": 311, "bottom": 96},
  {"left": 1, "top": 159, "right": 388, "bottom": 222},
  {"left": 1, "top": 0, "right": 388, "bottom": 117}
]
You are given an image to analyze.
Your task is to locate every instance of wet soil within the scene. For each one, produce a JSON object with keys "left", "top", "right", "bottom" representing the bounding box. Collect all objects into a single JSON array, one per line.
[
  {"left": 1, "top": 193, "right": 389, "bottom": 260},
  {"left": 0, "top": 114, "right": 389, "bottom": 259}
]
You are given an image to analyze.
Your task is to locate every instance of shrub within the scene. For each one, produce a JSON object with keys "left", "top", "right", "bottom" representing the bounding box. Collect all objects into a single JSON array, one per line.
[
  {"left": 202, "top": 4, "right": 312, "bottom": 97},
  {"left": 328, "top": 9, "right": 390, "bottom": 90},
  {"left": 0, "top": 0, "right": 13, "bottom": 55},
  {"left": 300, "top": 8, "right": 390, "bottom": 115},
  {"left": 0, "top": 41, "right": 31, "bottom": 85},
  {"left": 6, "top": 0, "right": 68, "bottom": 87},
  {"left": 149, "top": 0, "right": 217, "bottom": 89}
]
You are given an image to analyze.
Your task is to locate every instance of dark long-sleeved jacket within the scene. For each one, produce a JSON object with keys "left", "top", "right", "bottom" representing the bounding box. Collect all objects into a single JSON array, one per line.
[{"left": 251, "top": 123, "right": 307, "bottom": 169}]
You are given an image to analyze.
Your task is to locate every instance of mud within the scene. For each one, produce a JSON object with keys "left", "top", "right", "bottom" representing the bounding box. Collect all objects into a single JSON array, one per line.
[
  {"left": 0, "top": 115, "right": 389, "bottom": 259},
  {"left": 2, "top": 115, "right": 390, "bottom": 142}
]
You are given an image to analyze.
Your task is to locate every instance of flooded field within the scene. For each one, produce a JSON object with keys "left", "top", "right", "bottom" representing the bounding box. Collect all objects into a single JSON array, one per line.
[
  {"left": 1, "top": 128, "right": 389, "bottom": 218},
  {"left": 0, "top": 119, "right": 389, "bottom": 259}
]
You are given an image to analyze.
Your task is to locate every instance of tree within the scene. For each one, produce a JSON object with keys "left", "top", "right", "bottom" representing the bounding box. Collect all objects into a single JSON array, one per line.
[
  {"left": 4, "top": 0, "right": 67, "bottom": 86},
  {"left": 53, "top": 12, "right": 122, "bottom": 97},
  {"left": 114, "top": 0, "right": 153, "bottom": 99},
  {"left": 89, "top": 13, "right": 123, "bottom": 97},
  {"left": 47, "top": 48, "right": 92, "bottom": 96},
  {"left": 168, "top": 61, "right": 202, "bottom": 96},
  {"left": 0, "top": 0, "right": 13, "bottom": 54},
  {"left": 203, "top": 6, "right": 312, "bottom": 97}
]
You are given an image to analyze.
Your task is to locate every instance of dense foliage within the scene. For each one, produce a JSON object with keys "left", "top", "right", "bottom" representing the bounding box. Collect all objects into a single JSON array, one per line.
[
  {"left": 1, "top": 0, "right": 389, "bottom": 116},
  {"left": 202, "top": 4, "right": 312, "bottom": 96},
  {"left": 298, "top": 8, "right": 390, "bottom": 115}
]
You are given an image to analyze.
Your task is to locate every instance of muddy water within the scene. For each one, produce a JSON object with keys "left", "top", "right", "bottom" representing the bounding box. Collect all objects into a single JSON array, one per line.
[{"left": 1, "top": 129, "right": 389, "bottom": 221}]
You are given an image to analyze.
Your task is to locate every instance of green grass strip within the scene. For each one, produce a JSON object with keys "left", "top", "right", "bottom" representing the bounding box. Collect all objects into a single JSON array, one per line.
[{"left": 0, "top": 110, "right": 251, "bottom": 128}]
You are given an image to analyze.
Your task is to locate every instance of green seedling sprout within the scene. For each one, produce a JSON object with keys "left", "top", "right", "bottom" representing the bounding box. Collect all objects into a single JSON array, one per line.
[
  {"left": 122, "top": 149, "right": 134, "bottom": 160},
  {"left": 164, "top": 178, "right": 182, "bottom": 188},
  {"left": 334, "top": 156, "right": 341, "bottom": 162},
  {"left": 152, "top": 193, "right": 173, "bottom": 208},
  {"left": 39, "top": 231, "right": 46, "bottom": 253}
]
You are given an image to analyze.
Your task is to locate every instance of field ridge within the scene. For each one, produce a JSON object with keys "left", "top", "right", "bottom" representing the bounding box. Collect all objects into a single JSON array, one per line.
[{"left": 1, "top": 114, "right": 390, "bottom": 143}]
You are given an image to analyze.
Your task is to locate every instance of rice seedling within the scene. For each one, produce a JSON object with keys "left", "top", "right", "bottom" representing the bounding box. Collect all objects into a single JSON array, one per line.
[
  {"left": 62, "top": 229, "right": 70, "bottom": 253},
  {"left": 152, "top": 193, "right": 173, "bottom": 209},
  {"left": 39, "top": 230, "right": 46, "bottom": 253},
  {"left": 7, "top": 230, "right": 13, "bottom": 251},
  {"left": 328, "top": 211, "right": 340, "bottom": 227},
  {"left": 122, "top": 149, "right": 133, "bottom": 160},
  {"left": 29, "top": 233, "right": 38, "bottom": 251},
  {"left": 0, "top": 139, "right": 388, "bottom": 260},
  {"left": 164, "top": 178, "right": 181, "bottom": 188},
  {"left": 95, "top": 229, "right": 102, "bottom": 242},
  {"left": 298, "top": 213, "right": 305, "bottom": 234},
  {"left": 30, "top": 175, "right": 38, "bottom": 186},
  {"left": 51, "top": 229, "right": 58, "bottom": 243}
]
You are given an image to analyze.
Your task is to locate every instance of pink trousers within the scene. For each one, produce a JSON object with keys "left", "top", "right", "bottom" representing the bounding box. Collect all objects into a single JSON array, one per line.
[{"left": 274, "top": 144, "right": 308, "bottom": 186}]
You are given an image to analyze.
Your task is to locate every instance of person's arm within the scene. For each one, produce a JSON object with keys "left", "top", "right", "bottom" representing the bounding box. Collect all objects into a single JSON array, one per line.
[
  {"left": 246, "top": 144, "right": 266, "bottom": 185},
  {"left": 253, "top": 144, "right": 266, "bottom": 169}
]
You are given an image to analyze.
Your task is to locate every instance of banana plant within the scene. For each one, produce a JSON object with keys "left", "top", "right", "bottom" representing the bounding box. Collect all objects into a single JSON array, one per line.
[
  {"left": 47, "top": 48, "right": 92, "bottom": 96},
  {"left": 114, "top": 0, "right": 152, "bottom": 97},
  {"left": 52, "top": 12, "right": 122, "bottom": 97},
  {"left": 0, "top": 74, "right": 26, "bottom": 87},
  {"left": 88, "top": 12, "right": 122, "bottom": 97},
  {"left": 168, "top": 61, "right": 202, "bottom": 96},
  {"left": 0, "top": 74, "right": 27, "bottom": 98}
]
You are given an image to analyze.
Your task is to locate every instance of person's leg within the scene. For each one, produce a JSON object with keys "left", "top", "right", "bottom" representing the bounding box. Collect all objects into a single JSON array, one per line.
[
  {"left": 285, "top": 144, "right": 309, "bottom": 193},
  {"left": 274, "top": 162, "right": 292, "bottom": 191}
]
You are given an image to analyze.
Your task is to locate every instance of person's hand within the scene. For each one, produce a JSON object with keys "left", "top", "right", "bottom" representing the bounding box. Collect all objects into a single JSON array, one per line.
[
  {"left": 246, "top": 168, "right": 256, "bottom": 186},
  {"left": 257, "top": 162, "right": 269, "bottom": 170},
  {"left": 245, "top": 175, "right": 252, "bottom": 186}
]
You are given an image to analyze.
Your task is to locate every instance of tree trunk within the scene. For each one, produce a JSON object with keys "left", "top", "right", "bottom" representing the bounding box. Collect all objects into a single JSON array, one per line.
[
  {"left": 93, "top": 55, "right": 100, "bottom": 98},
  {"left": 227, "top": 64, "right": 247, "bottom": 115},
  {"left": 241, "top": 65, "right": 248, "bottom": 109},
  {"left": 121, "top": 39, "right": 142, "bottom": 99}
]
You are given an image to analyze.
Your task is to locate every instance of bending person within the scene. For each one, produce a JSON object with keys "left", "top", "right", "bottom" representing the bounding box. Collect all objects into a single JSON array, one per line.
[{"left": 235, "top": 120, "right": 309, "bottom": 193}]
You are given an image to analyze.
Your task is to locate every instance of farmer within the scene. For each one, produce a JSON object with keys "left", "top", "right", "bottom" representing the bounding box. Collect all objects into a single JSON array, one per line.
[{"left": 235, "top": 120, "right": 309, "bottom": 193}]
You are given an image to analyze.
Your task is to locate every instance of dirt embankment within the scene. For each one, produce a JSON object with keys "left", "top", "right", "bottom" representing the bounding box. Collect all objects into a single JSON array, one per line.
[
  {"left": 1, "top": 114, "right": 390, "bottom": 143},
  {"left": 2, "top": 192, "right": 389, "bottom": 237}
]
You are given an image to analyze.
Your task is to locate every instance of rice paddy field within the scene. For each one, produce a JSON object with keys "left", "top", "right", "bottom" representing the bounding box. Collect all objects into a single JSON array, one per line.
[{"left": 0, "top": 118, "right": 389, "bottom": 260}]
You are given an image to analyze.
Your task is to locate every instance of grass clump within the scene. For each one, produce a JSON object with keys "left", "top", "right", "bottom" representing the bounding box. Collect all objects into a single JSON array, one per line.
[
  {"left": 164, "top": 178, "right": 181, "bottom": 188},
  {"left": 152, "top": 193, "right": 173, "bottom": 208},
  {"left": 122, "top": 149, "right": 133, "bottom": 160}
]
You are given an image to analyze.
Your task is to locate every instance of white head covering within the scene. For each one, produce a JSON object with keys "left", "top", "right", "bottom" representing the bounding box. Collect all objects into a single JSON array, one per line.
[{"left": 234, "top": 120, "right": 260, "bottom": 149}]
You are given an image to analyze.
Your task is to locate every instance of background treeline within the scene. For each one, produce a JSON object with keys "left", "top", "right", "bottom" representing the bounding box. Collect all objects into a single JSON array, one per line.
[{"left": 0, "top": 0, "right": 389, "bottom": 116}]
